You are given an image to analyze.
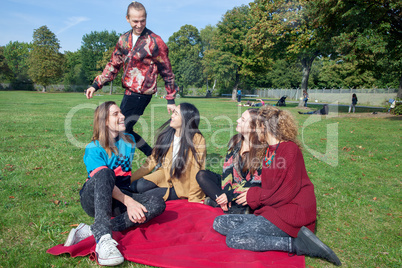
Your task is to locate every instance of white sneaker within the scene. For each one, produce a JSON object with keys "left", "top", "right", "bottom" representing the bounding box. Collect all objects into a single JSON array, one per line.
[
  {"left": 64, "top": 223, "right": 92, "bottom": 246},
  {"left": 95, "top": 234, "right": 124, "bottom": 266}
]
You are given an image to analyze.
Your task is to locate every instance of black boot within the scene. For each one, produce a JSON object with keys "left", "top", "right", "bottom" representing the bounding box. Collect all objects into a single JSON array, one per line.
[
  {"left": 204, "top": 197, "right": 219, "bottom": 207},
  {"left": 293, "top": 226, "right": 342, "bottom": 266}
]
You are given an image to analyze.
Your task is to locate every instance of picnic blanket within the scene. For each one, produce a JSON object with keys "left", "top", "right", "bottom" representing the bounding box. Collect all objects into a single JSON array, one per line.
[{"left": 47, "top": 200, "right": 305, "bottom": 267}]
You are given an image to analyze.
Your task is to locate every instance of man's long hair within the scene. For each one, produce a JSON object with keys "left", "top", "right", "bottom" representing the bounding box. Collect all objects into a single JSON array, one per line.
[{"left": 91, "top": 101, "right": 134, "bottom": 156}]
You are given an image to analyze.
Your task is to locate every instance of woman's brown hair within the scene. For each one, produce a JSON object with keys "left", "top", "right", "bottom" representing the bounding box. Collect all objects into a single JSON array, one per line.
[
  {"left": 228, "top": 108, "right": 262, "bottom": 175},
  {"left": 257, "top": 105, "right": 300, "bottom": 148},
  {"left": 92, "top": 101, "right": 134, "bottom": 156}
]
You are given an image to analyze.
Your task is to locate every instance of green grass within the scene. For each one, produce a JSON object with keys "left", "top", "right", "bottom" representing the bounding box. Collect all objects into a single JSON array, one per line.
[{"left": 0, "top": 91, "right": 400, "bottom": 267}]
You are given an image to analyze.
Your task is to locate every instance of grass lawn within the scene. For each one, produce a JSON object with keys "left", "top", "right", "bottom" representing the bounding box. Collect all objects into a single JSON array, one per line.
[{"left": 0, "top": 91, "right": 400, "bottom": 267}]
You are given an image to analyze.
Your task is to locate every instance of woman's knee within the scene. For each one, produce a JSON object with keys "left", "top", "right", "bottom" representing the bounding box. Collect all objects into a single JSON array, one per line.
[
  {"left": 91, "top": 168, "right": 115, "bottom": 185},
  {"left": 196, "top": 170, "right": 208, "bottom": 184},
  {"left": 136, "top": 178, "right": 157, "bottom": 193}
]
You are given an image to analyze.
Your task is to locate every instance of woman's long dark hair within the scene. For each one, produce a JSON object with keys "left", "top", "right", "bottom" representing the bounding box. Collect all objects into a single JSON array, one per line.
[
  {"left": 152, "top": 103, "right": 204, "bottom": 179},
  {"left": 227, "top": 108, "right": 261, "bottom": 175}
]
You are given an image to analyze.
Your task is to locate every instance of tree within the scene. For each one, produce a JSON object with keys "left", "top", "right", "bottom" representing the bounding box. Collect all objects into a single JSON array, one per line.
[
  {"left": 247, "top": 0, "right": 335, "bottom": 104},
  {"left": 0, "top": 47, "right": 13, "bottom": 82},
  {"left": 167, "top": 25, "right": 204, "bottom": 93},
  {"left": 3, "top": 41, "right": 32, "bottom": 89},
  {"left": 200, "top": 25, "right": 218, "bottom": 91},
  {"left": 205, "top": 5, "right": 269, "bottom": 98},
  {"left": 63, "top": 50, "right": 86, "bottom": 91},
  {"left": 307, "top": 0, "right": 402, "bottom": 97},
  {"left": 80, "top": 30, "right": 119, "bottom": 84},
  {"left": 28, "top": 26, "right": 63, "bottom": 92}
]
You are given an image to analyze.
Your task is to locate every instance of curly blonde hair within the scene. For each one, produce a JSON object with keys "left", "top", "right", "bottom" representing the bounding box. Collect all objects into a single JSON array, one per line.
[{"left": 257, "top": 106, "right": 301, "bottom": 148}]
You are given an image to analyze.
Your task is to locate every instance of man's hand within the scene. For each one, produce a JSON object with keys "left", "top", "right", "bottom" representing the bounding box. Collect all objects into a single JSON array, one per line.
[
  {"left": 167, "top": 104, "right": 176, "bottom": 114},
  {"left": 86, "top": 87, "right": 96, "bottom": 99},
  {"left": 125, "top": 198, "right": 148, "bottom": 223}
]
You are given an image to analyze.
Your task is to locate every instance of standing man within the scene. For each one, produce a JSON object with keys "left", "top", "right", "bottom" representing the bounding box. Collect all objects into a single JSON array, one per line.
[{"left": 86, "top": 2, "right": 177, "bottom": 157}]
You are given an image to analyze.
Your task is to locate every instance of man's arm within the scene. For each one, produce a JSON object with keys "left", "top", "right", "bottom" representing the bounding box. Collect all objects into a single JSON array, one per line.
[
  {"left": 153, "top": 36, "right": 178, "bottom": 112},
  {"left": 85, "top": 38, "right": 125, "bottom": 99}
]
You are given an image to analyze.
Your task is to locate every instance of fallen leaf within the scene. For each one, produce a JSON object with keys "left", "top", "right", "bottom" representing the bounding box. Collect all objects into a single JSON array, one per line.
[
  {"left": 69, "top": 224, "right": 79, "bottom": 227},
  {"left": 61, "top": 231, "right": 69, "bottom": 235},
  {"left": 373, "top": 197, "right": 377, "bottom": 201},
  {"left": 52, "top": 200, "right": 60, "bottom": 205},
  {"left": 384, "top": 158, "right": 388, "bottom": 161},
  {"left": 362, "top": 173, "right": 365, "bottom": 176},
  {"left": 342, "top": 147, "right": 351, "bottom": 151},
  {"left": 33, "top": 167, "right": 43, "bottom": 170},
  {"left": 370, "top": 209, "right": 373, "bottom": 212},
  {"left": 9, "top": 196, "right": 15, "bottom": 199},
  {"left": 387, "top": 213, "right": 392, "bottom": 216}
]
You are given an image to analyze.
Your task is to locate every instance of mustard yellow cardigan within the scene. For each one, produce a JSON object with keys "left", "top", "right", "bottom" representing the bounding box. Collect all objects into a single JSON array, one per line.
[{"left": 131, "top": 133, "right": 206, "bottom": 202}]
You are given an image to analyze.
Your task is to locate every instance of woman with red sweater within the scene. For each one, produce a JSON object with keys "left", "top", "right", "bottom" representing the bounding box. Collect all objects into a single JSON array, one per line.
[{"left": 213, "top": 106, "right": 341, "bottom": 266}]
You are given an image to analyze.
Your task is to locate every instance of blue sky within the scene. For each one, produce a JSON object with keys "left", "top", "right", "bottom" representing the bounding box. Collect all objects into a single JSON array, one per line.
[{"left": 1, "top": 0, "right": 252, "bottom": 53}]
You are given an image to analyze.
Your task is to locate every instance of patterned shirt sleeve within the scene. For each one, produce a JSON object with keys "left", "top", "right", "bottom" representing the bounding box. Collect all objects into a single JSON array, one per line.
[
  {"left": 153, "top": 36, "right": 178, "bottom": 103},
  {"left": 92, "top": 41, "right": 125, "bottom": 90}
]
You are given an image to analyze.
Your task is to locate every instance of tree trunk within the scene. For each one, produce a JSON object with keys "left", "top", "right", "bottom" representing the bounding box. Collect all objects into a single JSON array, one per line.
[
  {"left": 299, "top": 56, "right": 315, "bottom": 107},
  {"left": 109, "top": 81, "right": 113, "bottom": 95},
  {"left": 212, "top": 79, "right": 216, "bottom": 90},
  {"left": 42, "top": 85, "right": 46, "bottom": 93},
  {"left": 232, "top": 70, "right": 240, "bottom": 101},
  {"left": 397, "top": 75, "right": 402, "bottom": 99}
]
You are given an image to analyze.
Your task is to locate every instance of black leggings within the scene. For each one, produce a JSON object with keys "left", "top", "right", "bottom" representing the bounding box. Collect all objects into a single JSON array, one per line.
[
  {"left": 130, "top": 178, "right": 179, "bottom": 201},
  {"left": 196, "top": 170, "right": 223, "bottom": 200},
  {"left": 80, "top": 168, "right": 166, "bottom": 241}
]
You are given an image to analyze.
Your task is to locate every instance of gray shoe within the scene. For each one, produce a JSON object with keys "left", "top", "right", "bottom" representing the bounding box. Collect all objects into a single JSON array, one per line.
[
  {"left": 64, "top": 223, "right": 92, "bottom": 246},
  {"left": 293, "top": 226, "right": 342, "bottom": 266}
]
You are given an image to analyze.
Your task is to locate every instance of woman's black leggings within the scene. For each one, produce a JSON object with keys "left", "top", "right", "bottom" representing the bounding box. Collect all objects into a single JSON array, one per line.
[
  {"left": 130, "top": 178, "right": 179, "bottom": 201},
  {"left": 196, "top": 170, "right": 223, "bottom": 200},
  {"left": 80, "top": 168, "right": 166, "bottom": 241}
]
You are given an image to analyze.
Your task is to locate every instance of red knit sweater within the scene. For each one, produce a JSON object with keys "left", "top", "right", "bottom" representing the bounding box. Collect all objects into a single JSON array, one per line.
[{"left": 246, "top": 141, "right": 317, "bottom": 237}]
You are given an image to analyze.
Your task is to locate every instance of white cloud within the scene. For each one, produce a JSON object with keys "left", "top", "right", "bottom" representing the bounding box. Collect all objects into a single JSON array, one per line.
[{"left": 57, "top": 16, "right": 90, "bottom": 35}]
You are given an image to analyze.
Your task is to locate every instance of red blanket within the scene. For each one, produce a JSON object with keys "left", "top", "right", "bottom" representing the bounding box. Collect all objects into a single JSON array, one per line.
[{"left": 47, "top": 200, "right": 304, "bottom": 267}]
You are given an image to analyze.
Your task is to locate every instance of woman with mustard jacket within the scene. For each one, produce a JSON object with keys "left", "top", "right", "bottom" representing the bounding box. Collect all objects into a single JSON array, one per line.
[{"left": 130, "top": 103, "right": 206, "bottom": 202}]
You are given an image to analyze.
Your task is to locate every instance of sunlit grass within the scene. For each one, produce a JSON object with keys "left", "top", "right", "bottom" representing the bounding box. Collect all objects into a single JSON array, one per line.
[{"left": 0, "top": 91, "right": 400, "bottom": 267}]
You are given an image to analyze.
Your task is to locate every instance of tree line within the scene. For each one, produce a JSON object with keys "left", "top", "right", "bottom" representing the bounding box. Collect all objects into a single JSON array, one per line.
[{"left": 0, "top": 0, "right": 401, "bottom": 98}]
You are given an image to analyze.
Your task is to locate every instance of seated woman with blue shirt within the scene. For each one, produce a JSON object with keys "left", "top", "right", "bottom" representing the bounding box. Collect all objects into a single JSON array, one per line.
[{"left": 63, "top": 101, "right": 165, "bottom": 266}]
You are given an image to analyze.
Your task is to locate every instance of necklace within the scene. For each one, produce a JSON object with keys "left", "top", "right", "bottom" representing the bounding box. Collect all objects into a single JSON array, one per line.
[{"left": 263, "top": 142, "right": 280, "bottom": 167}]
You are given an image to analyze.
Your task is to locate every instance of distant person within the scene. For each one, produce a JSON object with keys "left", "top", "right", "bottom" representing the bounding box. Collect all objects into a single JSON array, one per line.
[
  {"left": 388, "top": 99, "right": 396, "bottom": 113},
  {"left": 253, "top": 99, "right": 265, "bottom": 107},
  {"left": 237, "top": 89, "right": 242, "bottom": 106},
  {"left": 196, "top": 109, "right": 262, "bottom": 214},
  {"left": 348, "top": 94, "right": 358, "bottom": 113},
  {"left": 303, "top": 90, "right": 309, "bottom": 107},
  {"left": 244, "top": 99, "right": 265, "bottom": 107},
  {"left": 213, "top": 106, "right": 341, "bottom": 266},
  {"left": 130, "top": 103, "right": 206, "bottom": 202},
  {"left": 85, "top": 2, "right": 178, "bottom": 157},
  {"left": 298, "top": 104, "right": 329, "bottom": 115},
  {"left": 63, "top": 101, "right": 165, "bottom": 266}
]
